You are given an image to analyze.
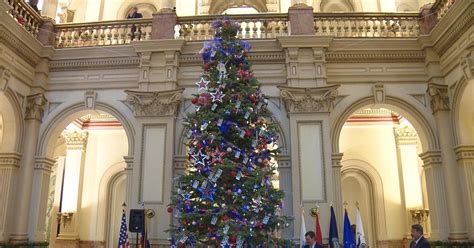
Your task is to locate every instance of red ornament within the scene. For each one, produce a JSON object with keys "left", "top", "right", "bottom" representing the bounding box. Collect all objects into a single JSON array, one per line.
[
  {"left": 245, "top": 129, "right": 252, "bottom": 136},
  {"left": 191, "top": 98, "right": 198, "bottom": 104},
  {"left": 249, "top": 95, "right": 256, "bottom": 102},
  {"left": 203, "top": 63, "right": 210, "bottom": 70},
  {"left": 196, "top": 143, "right": 203, "bottom": 149},
  {"left": 167, "top": 206, "right": 173, "bottom": 213},
  {"left": 229, "top": 235, "right": 237, "bottom": 243},
  {"left": 222, "top": 214, "right": 229, "bottom": 220}
]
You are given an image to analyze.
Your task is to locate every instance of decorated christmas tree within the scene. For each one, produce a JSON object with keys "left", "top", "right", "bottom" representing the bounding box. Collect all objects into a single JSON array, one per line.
[{"left": 169, "top": 18, "right": 291, "bottom": 247}]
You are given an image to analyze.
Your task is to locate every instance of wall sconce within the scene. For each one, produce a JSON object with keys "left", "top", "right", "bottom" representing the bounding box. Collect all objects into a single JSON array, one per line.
[
  {"left": 410, "top": 209, "right": 429, "bottom": 224},
  {"left": 57, "top": 212, "right": 74, "bottom": 227}
]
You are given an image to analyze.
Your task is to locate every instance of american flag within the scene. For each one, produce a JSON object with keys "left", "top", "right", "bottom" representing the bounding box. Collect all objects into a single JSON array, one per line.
[{"left": 118, "top": 210, "right": 129, "bottom": 248}]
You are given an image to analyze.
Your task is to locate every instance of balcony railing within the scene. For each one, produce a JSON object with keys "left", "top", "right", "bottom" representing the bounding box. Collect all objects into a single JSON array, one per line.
[
  {"left": 176, "top": 14, "right": 288, "bottom": 41},
  {"left": 5, "top": 0, "right": 43, "bottom": 37},
  {"left": 55, "top": 19, "right": 153, "bottom": 47},
  {"left": 431, "top": 0, "right": 456, "bottom": 21},
  {"left": 313, "top": 12, "right": 420, "bottom": 37}
]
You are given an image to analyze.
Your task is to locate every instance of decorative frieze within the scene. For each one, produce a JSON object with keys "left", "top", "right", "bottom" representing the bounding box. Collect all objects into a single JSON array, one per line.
[
  {"left": 326, "top": 50, "right": 425, "bottom": 63},
  {"left": 49, "top": 57, "right": 140, "bottom": 72},
  {"left": 62, "top": 131, "right": 88, "bottom": 150},
  {"left": 25, "top": 93, "right": 48, "bottom": 121},
  {"left": 278, "top": 85, "right": 339, "bottom": 114},
  {"left": 427, "top": 83, "right": 450, "bottom": 114},
  {"left": 125, "top": 88, "right": 184, "bottom": 117},
  {"left": 394, "top": 126, "right": 419, "bottom": 145}
]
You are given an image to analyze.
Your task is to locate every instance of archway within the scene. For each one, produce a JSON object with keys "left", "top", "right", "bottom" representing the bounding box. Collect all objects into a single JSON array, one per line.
[
  {"left": 452, "top": 79, "right": 474, "bottom": 145},
  {"left": 209, "top": 0, "right": 268, "bottom": 14},
  {"left": 41, "top": 109, "right": 131, "bottom": 247},
  {"left": 338, "top": 106, "right": 430, "bottom": 246},
  {"left": 0, "top": 89, "right": 24, "bottom": 153}
]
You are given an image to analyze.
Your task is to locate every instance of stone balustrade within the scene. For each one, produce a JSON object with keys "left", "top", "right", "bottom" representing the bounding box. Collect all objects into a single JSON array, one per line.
[
  {"left": 432, "top": 0, "right": 456, "bottom": 21},
  {"left": 55, "top": 19, "right": 153, "bottom": 47},
  {"left": 5, "top": 0, "right": 43, "bottom": 37},
  {"left": 313, "top": 12, "right": 420, "bottom": 37}
]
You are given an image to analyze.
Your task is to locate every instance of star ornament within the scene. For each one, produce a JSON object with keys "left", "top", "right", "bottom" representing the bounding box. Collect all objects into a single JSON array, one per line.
[
  {"left": 209, "top": 147, "right": 226, "bottom": 164},
  {"left": 191, "top": 150, "right": 209, "bottom": 166},
  {"left": 210, "top": 90, "right": 225, "bottom": 102},
  {"left": 198, "top": 185, "right": 216, "bottom": 200},
  {"left": 195, "top": 77, "right": 210, "bottom": 91}
]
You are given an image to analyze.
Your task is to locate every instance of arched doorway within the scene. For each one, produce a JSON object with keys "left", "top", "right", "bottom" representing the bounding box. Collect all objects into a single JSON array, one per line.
[
  {"left": 338, "top": 107, "right": 430, "bottom": 247},
  {"left": 41, "top": 110, "right": 131, "bottom": 248}
]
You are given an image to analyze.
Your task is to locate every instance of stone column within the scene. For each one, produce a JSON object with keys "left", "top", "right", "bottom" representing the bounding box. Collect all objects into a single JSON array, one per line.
[
  {"left": 454, "top": 146, "right": 474, "bottom": 239},
  {"left": 331, "top": 153, "right": 344, "bottom": 236},
  {"left": 123, "top": 156, "right": 134, "bottom": 211},
  {"left": 394, "top": 126, "right": 423, "bottom": 239},
  {"left": 278, "top": 85, "right": 340, "bottom": 240},
  {"left": 37, "top": 17, "right": 56, "bottom": 46},
  {"left": 419, "top": 151, "right": 448, "bottom": 239},
  {"left": 0, "top": 153, "right": 21, "bottom": 241},
  {"left": 56, "top": 130, "right": 88, "bottom": 243},
  {"left": 41, "top": 0, "right": 59, "bottom": 19},
  {"left": 10, "top": 93, "right": 47, "bottom": 242},
  {"left": 28, "top": 157, "right": 55, "bottom": 241},
  {"left": 125, "top": 88, "right": 183, "bottom": 245},
  {"left": 427, "top": 83, "right": 468, "bottom": 240}
]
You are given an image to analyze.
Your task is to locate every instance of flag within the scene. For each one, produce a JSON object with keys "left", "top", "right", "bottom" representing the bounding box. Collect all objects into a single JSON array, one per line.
[
  {"left": 343, "top": 209, "right": 355, "bottom": 248},
  {"left": 300, "top": 206, "right": 307, "bottom": 248},
  {"left": 355, "top": 208, "right": 366, "bottom": 248},
  {"left": 139, "top": 212, "right": 151, "bottom": 248},
  {"left": 118, "top": 209, "right": 129, "bottom": 248},
  {"left": 329, "top": 206, "right": 340, "bottom": 248},
  {"left": 315, "top": 211, "right": 323, "bottom": 248}
]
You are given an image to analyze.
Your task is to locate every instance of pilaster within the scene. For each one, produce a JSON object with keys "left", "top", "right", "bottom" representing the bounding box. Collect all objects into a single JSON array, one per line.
[
  {"left": 278, "top": 85, "right": 340, "bottom": 240},
  {"left": 331, "top": 152, "right": 344, "bottom": 238},
  {"left": 11, "top": 94, "right": 47, "bottom": 242},
  {"left": 419, "top": 151, "right": 448, "bottom": 240},
  {"left": 125, "top": 88, "right": 183, "bottom": 245},
  {"left": 427, "top": 83, "right": 468, "bottom": 240},
  {"left": 454, "top": 146, "right": 474, "bottom": 239},
  {"left": 56, "top": 131, "right": 88, "bottom": 242},
  {"left": 0, "top": 153, "right": 21, "bottom": 241}
]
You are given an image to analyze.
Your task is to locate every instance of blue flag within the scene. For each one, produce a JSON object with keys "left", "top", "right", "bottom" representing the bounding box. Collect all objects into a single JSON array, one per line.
[
  {"left": 343, "top": 210, "right": 356, "bottom": 248},
  {"left": 329, "top": 206, "right": 340, "bottom": 248}
]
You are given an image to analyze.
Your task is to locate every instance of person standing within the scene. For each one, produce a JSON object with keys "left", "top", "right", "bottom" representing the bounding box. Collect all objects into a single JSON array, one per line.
[
  {"left": 127, "top": 6, "right": 143, "bottom": 40},
  {"left": 304, "top": 231, "right": 317, "bottom": 248},
  {"left": 410, "top": 224, "right": 431, "bottom": 248}
]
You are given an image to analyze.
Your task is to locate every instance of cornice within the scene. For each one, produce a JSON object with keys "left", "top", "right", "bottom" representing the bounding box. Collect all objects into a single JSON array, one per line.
[
  {"left": 49, "top": 57, "right": 140, "bottom": 72},
  {"left": 0, "top": 24, "right": 41, "bottom": 66},
  {"left": 0, "top": 152, "right": 22, "bottom": 168},
  {"left": 326, "top": 50, "right": 425, "bottom": 63},
  {"left": 277, "top": 35, "right": 333, "bottom": 48},
  {"left": 431, "top": 0, "right": 474, "bottom": 56},
  {"left": 179, "top": 51, "right": 285, "bottom": 65},
  {"left": 454, "top": 145, "right": 474, "bottom": 160},
  {"left": 132, "top": 39, "right": 185, "bottom": 53}
]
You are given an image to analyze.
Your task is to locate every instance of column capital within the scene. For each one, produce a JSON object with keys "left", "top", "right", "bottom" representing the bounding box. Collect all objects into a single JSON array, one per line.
[
  {"left": 34, "top": 156, "right": 56, "bottom": 172},
  {"left": 394, "top": 126, "right": 418, "bottom": 145},
  {"left": 0, "top": 152, "right": 22, "bottom": 168},
  {"left": 331, "top": 153, "right": 343, "bottom": 168},
  {"left": 125, "top": 88, "right": 184, "bottom": 117},
  {"left": 278, "top": 85, "right": 339, "bottom": 114},
  {"left": 0, "top": 65, "right": 11, "bottom": 92},
  {"left": 427, "top": 83, "right": 450, "bottom": 114},
  {"left": 62, "top": 130, "right": 88, "bottom": 150},
  {"left": 25, "top": 93, "right": 48, "bottom": 121},
  {"left": 419, "top": 150, "right": 442, "bottom": 168},
  {"left": 123, "top": 156, "right": 134, "bottom": 169},
  {"left": 454, "top": 145, "right": 474, "bottom": 161}
]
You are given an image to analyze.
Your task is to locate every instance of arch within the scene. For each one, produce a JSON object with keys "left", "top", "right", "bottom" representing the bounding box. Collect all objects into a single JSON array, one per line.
[
  {"left": 98, "top": 161, "right": 126, "bottom": 245},
  {"left": 0, "top": 88, "right": 24, "bottom": 153},
  {"left": 451, "top": 78, "right": 474, "bottom": 145},
  {"left": 36, "top": 102, "right": 135, "bottom": 158},
  {"left": 321, "top": 0, "right": 355, "bottom": 12},
  {"left": 209, "top": 0, "right": 268, "bottom": 15},
  {"left": 116, "top": 0, "right": 158, "bottom": 19},
  {"left": 341, "top": 159, "right": 387, "bottom": 240},
  {"left": 331, "top": 96, "right": 438, "bottom": 154}
]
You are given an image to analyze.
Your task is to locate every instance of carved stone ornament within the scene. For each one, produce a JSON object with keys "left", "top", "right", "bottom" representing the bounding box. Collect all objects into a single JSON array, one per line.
[
  {"left": 25, "top": 93, "right": 48, "bottom": 121},
  {"left": 62, "top": 130, "right": 88, "bottom": 150},
  {"left": 394, "top": 125, "right": 418, "bottom": 145},
  {"left": 278, "top": 85, "right": 340, "bottom": 114},
  {"left": 427, "top": 83, "right": 450, "bottom": 113},
  {"left": 125, "top": 88, "right": 184, "bottom": 117},
  {"left": 0, "top": 65, "right": 11, "bottom": 92}
]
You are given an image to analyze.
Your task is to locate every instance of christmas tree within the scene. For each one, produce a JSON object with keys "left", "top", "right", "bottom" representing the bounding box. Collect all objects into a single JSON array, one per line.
[{"left": 169, "top": 18, "right": 291, "bottom": 247}]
